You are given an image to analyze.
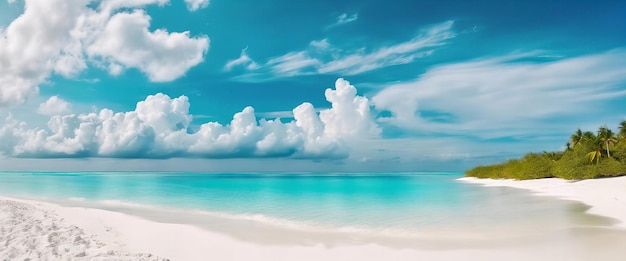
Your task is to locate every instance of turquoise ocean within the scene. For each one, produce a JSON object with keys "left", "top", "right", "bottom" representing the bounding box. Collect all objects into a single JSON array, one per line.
[{"left": 0, "top": 172, "right": 611, "bottom": 239}]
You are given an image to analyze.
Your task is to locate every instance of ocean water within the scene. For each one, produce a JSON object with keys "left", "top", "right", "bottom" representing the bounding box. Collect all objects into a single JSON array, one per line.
[{"left": 0, "top": 172, "right": 612, "bottom": 238}]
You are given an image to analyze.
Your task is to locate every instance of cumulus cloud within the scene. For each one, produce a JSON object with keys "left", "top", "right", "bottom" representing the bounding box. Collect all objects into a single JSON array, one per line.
[
  {"left": 227, "top": 21, "right": 455, "bottom": 81},
  {"left": 37, "top": 96, "right": 72, "bottom": 116},
  {"left": 87, "top": 10, "right": 209, "bottom": 82},
  {"left": 0, "top": 0, "right": 209, "bottom": 107},
  {"left": 0, "top": 0, "right": 85, "bottom": 106},
  {"left": 0, "top": 79, "right": 379, "bottom": 159},
  {"left": 372, "top": 50, "right": 626, "bottom": 139}
]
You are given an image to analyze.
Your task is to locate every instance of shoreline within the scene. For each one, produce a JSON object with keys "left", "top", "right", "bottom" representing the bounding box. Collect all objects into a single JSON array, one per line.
[
  {"left": 2, "top": 176, "right": 626, "bottom": 260},
  {"left": 2, "top": 190, "right": 616, "bottom": 245},
  {"left": 458, "top": 176, "right": 626, "bottom": 228}
]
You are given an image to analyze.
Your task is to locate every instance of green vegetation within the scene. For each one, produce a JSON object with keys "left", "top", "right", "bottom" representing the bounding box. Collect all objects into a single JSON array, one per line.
[{"left": 465, "top": 121, "right": 626, "bottom": 180}]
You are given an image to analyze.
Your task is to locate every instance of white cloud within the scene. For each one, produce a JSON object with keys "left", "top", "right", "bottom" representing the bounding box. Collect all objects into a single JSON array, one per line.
[
  {"left": 256, "top": 108, "right": 325, "bottom": 119},
  {"left": 309, "top": 38, "right": 330, "bottom": 50},
  {"left": 0, "top": 0, "right": 86, "bottom": 107},
  {"left": 0, "top": 0, "right": 209, "bottom": 107},
  {"left": 338, "top": 13, "right": 358, "bottom": 24},
  {"left": 228, "top": 21, "right": 455, "bottom": 81},
  {"left": 372, "top": 50, "right": 626, "bottom": 139},
  {"left": 224, "top": 48, "right": 258, "bottom": 71},
  {"left": 266, "top": 51, "right": 321, "bottom": 75},
  {"left": 327, "top": 13, "right": 358, "bottom": 28},
  {"left": 108, "top": 63, "right": 124, "bottom": 76},
  {"left": 37, "top": 96, "right": 71, "bottom": 116},
  {"left": 184, "top": 0, "right": 209, "bottom": 11},
  {"left": 0, "top": 78, "right": 379, "bottom": 159},
  {"left": 99, "top": 0, "right": 169, "bottom": 12},
  {"left": 87, "top": 10, "right": 209, "bottom": 82},
  {"left": 320, "top": 78, "right": 378, "bottom": 138}
]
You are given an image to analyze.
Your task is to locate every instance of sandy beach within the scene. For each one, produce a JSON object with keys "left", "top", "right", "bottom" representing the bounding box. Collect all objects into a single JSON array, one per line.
[
  {"left": 458, "top": 176, "right": 626, "bottom": 228},
  {"left": 1, "top": 176, "right": 626, "bottom": 260},
  {"left": 0, "top": 198, "right": 167, "bottom": 260}
]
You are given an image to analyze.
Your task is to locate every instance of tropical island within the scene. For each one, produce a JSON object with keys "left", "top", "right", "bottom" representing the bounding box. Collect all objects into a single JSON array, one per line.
[{"left": 465, "top": 121, "right": 626, "bottom": 180}]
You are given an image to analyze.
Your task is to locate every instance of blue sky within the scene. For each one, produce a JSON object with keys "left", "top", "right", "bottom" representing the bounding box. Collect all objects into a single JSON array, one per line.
[{"left": 0, "top": 0, "right": 625, "bottom": 172}]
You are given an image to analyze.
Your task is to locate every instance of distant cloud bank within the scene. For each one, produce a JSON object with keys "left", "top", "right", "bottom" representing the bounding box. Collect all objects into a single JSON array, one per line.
[{"left": 0, "top": 79, "right": 379, "bottom": 159}]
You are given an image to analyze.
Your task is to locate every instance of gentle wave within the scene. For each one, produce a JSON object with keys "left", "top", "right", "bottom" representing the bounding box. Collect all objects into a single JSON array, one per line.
[{"left": 85, "top": 198, "right": 508, "bottom": 240}]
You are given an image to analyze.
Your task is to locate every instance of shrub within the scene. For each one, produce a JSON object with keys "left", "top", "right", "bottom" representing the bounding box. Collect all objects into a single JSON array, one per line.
[
  {"left": 596, "top": 158, "right": 626, "bottom": 177},
  {"left": 465, "top": 153, "right": 554, "bottom": 180},
  {"left": 612, "top": 142, "right": 626, "bottom": 164},
  {"left": 553, "top": 146, "right": 592, "bottom": 180}
]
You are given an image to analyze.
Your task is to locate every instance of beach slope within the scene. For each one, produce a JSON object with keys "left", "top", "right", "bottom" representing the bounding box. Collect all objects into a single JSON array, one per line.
[{"left": 459, "top": 176, "right": 626, "bottom": 227}]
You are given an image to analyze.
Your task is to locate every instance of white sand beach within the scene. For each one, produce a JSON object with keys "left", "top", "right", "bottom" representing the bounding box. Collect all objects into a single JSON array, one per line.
[
  {"left": 459, "top": 176, "right": 626, "bottom": 228},
  {"left": 0, "top": 198, "right": 167, "bottom": 260},
  {"left": 2, "top": 176, "right": 626, "bottom": 261}
]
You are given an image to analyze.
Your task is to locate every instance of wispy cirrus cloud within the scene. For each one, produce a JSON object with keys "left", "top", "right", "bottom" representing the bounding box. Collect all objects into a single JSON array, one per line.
[
  {"left": 224, "top": 47, "right": 259, "bottom": 71},
  {"left": 326, "top": 13, "right": 358, "bottom": 29},
  {"left": 226, "top": 21, "right": 455, "bottom": 82},
  {"left": 372, "top": 49, "right": 626, "bottom": 139}
]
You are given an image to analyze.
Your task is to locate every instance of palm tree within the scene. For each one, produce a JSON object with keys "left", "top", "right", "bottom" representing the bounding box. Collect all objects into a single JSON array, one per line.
[
  {"left": 619, "top": 120, "right": 626, "bottom": 140},
  {"left": 570, "top": 129, "right": 584, "bottom": 147},
  {"left": 582, "top": 131, "right": 595, "bottom": 143},
  {"left": 565, "top": 142, "right": 572, "bottom": 151},
  {"left": 598, "top": 126, "right": 618, "bottom": 158},
  {"left": 587, "top": 149, "right": 602, "bottom": 164},
  {"left": 586, "top": 134, "right": 604, "bottom": 164},
  {"left": 581, "top": 131, "right": 603, "bottom": 164}
]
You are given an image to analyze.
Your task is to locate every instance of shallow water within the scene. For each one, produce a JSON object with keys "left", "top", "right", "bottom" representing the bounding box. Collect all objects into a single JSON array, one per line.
[{"left": 0, "top": 172, "right": 614, "bottom": 238}]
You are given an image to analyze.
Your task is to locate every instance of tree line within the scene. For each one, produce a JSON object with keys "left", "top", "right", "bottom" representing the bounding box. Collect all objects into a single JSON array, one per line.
[{"left": 465, "top": 121, "right": 626, "bottom": 180}]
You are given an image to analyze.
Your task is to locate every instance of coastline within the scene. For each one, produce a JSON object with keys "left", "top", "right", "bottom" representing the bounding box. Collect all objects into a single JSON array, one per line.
[
  {"left": 2, "top": 178, "right": 626, "bottom": 261},
  {"left": 458, "top": 176, "right": 626, "bottom": 228},
  {"left": 3, "top": 175, "right": 626, "bottom": 260}
]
